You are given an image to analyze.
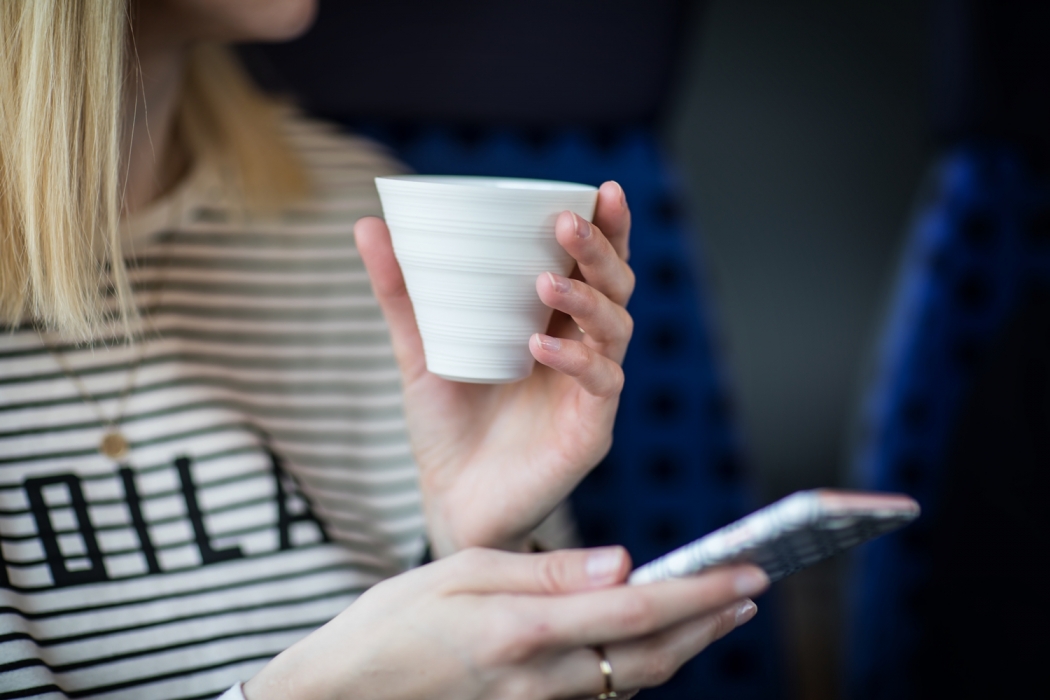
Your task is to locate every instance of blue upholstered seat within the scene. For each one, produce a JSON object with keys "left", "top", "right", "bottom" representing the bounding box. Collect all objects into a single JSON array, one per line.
[
  {"left": 348, "top": 122, "right": 783, "bottom": 699},
  {"left": 847, "top": 145, "right": 1050, "bottom": 698}
]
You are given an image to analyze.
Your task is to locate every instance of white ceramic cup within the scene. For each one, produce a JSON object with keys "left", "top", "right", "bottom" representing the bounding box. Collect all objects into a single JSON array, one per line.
[{"left": 375, "top": 175, "right": 599, "bottom": 383}]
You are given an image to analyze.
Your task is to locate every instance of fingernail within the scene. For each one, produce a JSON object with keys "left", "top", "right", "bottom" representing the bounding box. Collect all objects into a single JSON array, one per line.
[
  {"left": 574, "top": 214, "right": 592, "bottom": 239},
  {"left": 545, "top": 272, "right": 572, "bottom": 294},
  {"left": 734, "top": 569, "right": 770, "bottom": 597},
  {"left": 734, "top": 599, "right": 758, "bottom": 626},
  {"left": 615, "top": 182, "right": 626, "bottom": 208},
  {"left": 535, "top": 334, "right": 561, "bottom": 352},
  {"left": 586, "top": 547, "right": 625, "bottom": 585}
]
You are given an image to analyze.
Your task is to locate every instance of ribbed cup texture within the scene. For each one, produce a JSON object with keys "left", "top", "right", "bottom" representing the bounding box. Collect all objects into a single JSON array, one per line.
[{"left": 376, "top": 176, "right": 598, "bottom": 383}]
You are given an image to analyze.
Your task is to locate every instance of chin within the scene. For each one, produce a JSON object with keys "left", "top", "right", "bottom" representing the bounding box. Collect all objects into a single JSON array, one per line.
[
  {"left": 173, "top": 0, "right": 320, "bottom": 43},
  {"left": 245, "top": 0, "right": 318, "bottom": 42}
]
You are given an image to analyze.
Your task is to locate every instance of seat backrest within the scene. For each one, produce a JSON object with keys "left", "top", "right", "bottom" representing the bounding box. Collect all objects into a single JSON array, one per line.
[{"left": 847, "top": 144, "right": 1050, "bottom": 698}]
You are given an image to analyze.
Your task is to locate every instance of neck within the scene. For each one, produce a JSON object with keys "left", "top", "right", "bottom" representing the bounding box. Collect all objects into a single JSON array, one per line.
[{"left": 122, "top": 15, "right": 192, "bottom": 216}]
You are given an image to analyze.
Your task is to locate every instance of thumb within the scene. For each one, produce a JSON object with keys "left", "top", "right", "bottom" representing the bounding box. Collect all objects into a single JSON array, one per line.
[
  {"left": 354, "top": 216, "right": 428, "bottom": 382},
  {"left": 443, "top": 547, "right": 632, "bottom": 595}
]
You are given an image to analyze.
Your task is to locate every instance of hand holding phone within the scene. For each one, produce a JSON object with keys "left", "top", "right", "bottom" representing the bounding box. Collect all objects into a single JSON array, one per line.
[{"left": 629, "top": 490, "right": 919, "bottom": 585}]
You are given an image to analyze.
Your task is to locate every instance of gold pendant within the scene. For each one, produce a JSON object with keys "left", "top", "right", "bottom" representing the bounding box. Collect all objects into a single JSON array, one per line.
[{"left": 100, "top": 431, "right": 129, "bottom": 460}]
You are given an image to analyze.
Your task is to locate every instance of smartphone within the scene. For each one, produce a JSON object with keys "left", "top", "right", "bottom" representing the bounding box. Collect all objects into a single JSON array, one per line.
[{"left": 628, "top": 489, "right": 920, "bottom": 585}]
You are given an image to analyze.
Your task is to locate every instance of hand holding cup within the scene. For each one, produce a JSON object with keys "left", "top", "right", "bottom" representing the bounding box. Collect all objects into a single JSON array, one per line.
[{"left": 355, "top": 179, "right": 635, "bottom": 557}]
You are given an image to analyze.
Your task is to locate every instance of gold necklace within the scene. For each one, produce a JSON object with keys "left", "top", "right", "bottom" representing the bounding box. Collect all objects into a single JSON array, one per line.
[
  {"left": 38, "top": 233, "right": 174, "bottom": 461},
  {"left": 41, "top": 334, "right": 147, "bottom": 460},
  {"left": 37, "top": 166, "right": 187, "bottom": 460}
]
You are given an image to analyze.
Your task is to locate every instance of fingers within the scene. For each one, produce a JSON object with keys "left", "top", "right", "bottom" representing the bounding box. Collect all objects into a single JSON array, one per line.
[
  {"left": 548, "top": 599, "right": 758, "bottom": 698},
  {"left": 520, "top": 565, "right": 769, "bottom": 649},
  {"left": 541, "top": 183, "right": 635, "bottom": 387},
  {"left": 353, "top": 217, "right": 428, "bottom": 381},
  {"left": 602, "top": 600, "right": 757, "bottom": 690},
  {"left": 536, "top": 272, "right": 633, "bottom": 362},
  {"left": 555, "top": 209, "right": 636, "bottom": 308},
  {"left": 592, "top": 181, "right": 632, "bottom": 262},
  {"left": 440, "top": 547, "right": 632, "bottom": 595},
  {"left": 529, "top": 333, "right": 625, "bottom": 399}
]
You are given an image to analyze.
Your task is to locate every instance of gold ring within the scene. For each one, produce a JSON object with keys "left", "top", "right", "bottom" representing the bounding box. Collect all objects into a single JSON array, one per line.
[{"left": 594, "top": 645, "right": 617, "bottom": 699}]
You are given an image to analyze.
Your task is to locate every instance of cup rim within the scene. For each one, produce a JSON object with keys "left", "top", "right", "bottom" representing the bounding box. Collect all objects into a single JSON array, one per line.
[{"left": 376, "top": 175, "right": 598, "bottom": 194}]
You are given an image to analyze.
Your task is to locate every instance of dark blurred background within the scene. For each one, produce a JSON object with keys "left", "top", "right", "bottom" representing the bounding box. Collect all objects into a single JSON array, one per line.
[
  {"left": 243, "top": 1, "right": 1049, "bottom": 697},
  {"left": 668, "top": 6, "right": 928, "bottom": 695},
  {"left": 671, "top": 0, "right": 928, "bottom": 504}
]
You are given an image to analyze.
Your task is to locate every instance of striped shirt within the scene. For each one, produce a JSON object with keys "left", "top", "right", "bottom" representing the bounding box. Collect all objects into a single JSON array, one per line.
[{"left": 0, "top": 117, "right": 426, "bottom": 699}]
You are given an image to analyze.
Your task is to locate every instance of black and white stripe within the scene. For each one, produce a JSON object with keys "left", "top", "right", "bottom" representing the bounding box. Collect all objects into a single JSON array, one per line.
[{"left": 0, "top": 117, "right": 424, "bottom": 698}]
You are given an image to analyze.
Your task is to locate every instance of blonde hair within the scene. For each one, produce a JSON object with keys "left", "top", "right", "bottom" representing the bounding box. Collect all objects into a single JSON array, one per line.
[{"left": 0, "top": 1, "right": 308, "bottom": 339}]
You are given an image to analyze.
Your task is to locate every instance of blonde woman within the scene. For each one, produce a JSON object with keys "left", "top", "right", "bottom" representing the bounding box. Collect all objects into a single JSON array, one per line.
[{"left": 0, "top": 1, "right": 767, "bottom": 698}]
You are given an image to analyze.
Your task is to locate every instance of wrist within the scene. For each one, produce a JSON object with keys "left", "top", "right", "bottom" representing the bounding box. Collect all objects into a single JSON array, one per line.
[
  {"left": 422, "top": 498, "right": 537, "bottom": 558},
  {"left": 243, "top": 644, "right": 330, "bottom": 700},
  {"left": 425, "top": 526, "right": 535, "bottom": 559},
  {"left": 424, "top": 519, "right": 532, "bottom": 559}
]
